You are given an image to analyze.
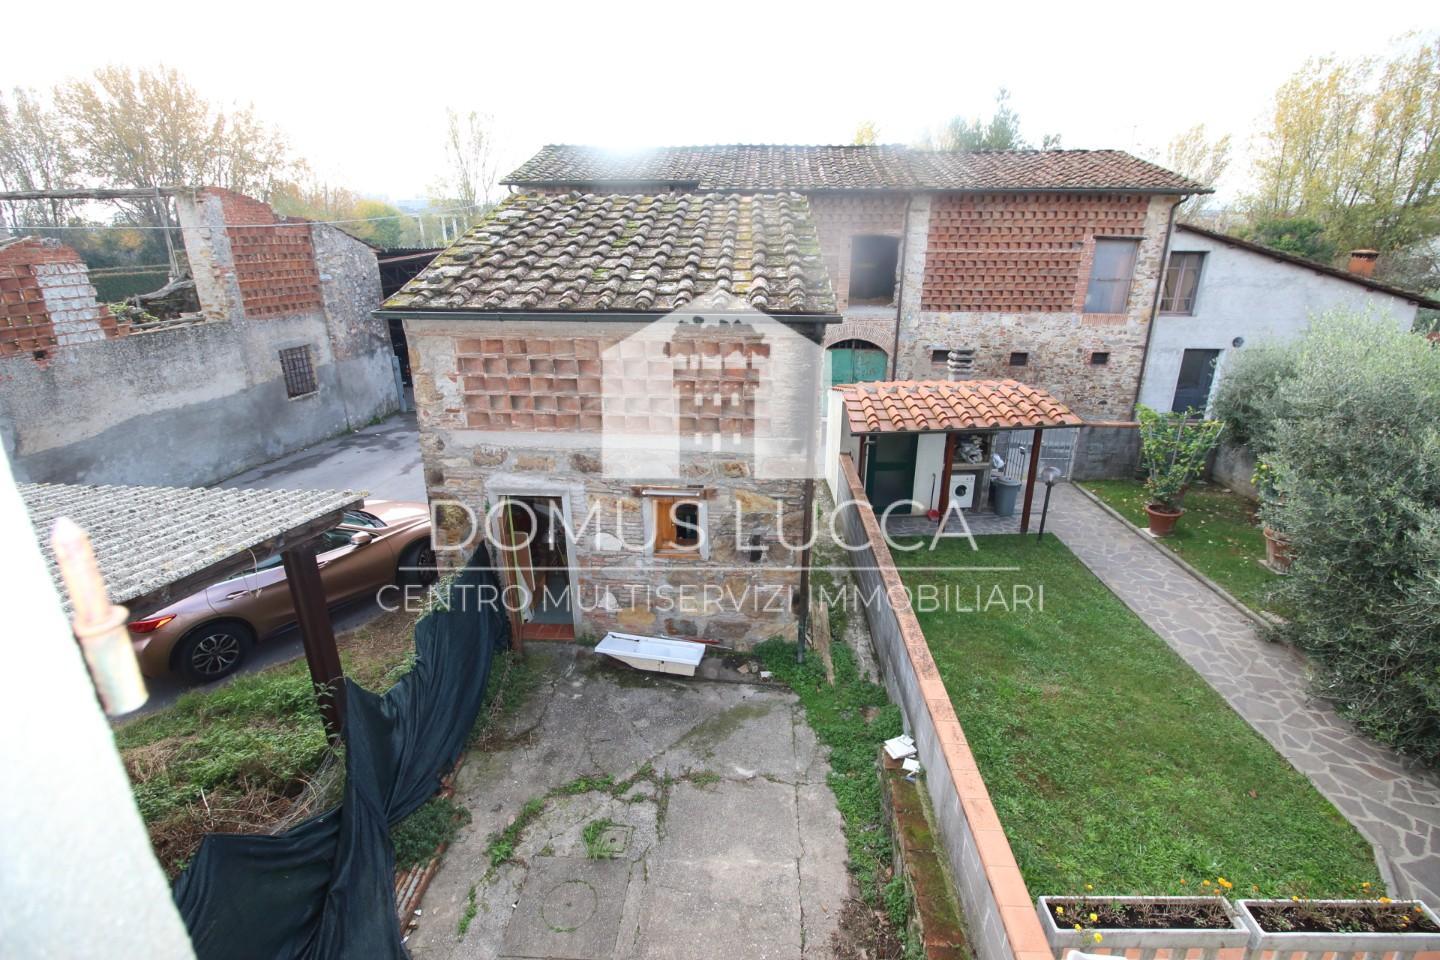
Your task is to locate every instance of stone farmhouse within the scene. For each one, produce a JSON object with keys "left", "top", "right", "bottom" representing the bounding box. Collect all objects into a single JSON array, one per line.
[
  {"left": 501, "top": 144, "right": 1209, "bottom": 420},
  {"left": 380, "top": 191, "right": 838, "bottom": 645}
]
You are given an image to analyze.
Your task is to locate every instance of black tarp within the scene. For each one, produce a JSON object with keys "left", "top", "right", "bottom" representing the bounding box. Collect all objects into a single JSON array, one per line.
[{"left": 173, "top": 550, "right": 508, "bottom": 959}]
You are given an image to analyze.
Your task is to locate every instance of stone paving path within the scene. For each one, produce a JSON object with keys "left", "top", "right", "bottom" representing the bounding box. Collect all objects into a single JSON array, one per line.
[{"left": 1049, "top": 483, "right": 1440, "bottom": 903}]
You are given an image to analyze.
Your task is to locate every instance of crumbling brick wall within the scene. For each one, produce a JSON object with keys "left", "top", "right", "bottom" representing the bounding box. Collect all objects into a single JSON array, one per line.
[
  {"left": 207, "top": 189, "right": 324, "bottom": 319},
  {"left": 0, "top": 238, "right": 127, "bottom": 360}
]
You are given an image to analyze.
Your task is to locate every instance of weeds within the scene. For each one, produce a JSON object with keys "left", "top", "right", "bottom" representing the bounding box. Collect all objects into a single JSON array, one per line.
[
  {"left": 755, "top": 639, "right": 901, "bottom": 905},
  {"left": 457, "top": 884, "right": 478, "bottom": 938},
  {"left": 582, "top": 818, "right": 620, "bottom": 859},
  {"left": 391, "top": 796, "right": 471, "bottom": 870},
  {"left": 486, "top": 797, "right": 545, "bottom": 869}
]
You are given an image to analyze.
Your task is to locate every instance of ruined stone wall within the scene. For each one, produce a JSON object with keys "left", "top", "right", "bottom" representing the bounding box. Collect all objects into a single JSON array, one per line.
[
  {"left": 407, "top": 315, "right": 812, "bottom": 646},
  {"left": 0, "top": 191, "right": 396, "bottom": 485},
  {"left": 0, "top": 238, "right": 127, "bottom": 361}
]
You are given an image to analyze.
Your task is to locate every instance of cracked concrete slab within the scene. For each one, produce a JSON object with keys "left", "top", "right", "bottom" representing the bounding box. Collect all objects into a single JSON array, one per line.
[{"left": 405, "top": 646, "right": 848, "bottom": 960}]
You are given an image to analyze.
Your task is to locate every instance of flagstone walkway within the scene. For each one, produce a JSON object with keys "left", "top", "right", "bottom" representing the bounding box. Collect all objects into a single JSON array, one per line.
[{"left": 1048, "top": 483, "right": 1440, "bottom": 904}]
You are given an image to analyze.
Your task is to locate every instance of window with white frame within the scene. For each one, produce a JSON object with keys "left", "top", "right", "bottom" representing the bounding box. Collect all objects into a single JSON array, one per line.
[{"left": 1160, "top": 251, "right": 1205, "bottom": 314}]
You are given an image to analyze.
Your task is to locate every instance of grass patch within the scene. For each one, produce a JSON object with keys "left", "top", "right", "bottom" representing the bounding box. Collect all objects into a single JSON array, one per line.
[
  {"left": 457, "top": 884, "right": 478, "bottom": 938},
  {"left": 1080, "top": 480, "right": 1287, "bottom": 617},
  {"left": 893, "top": 535, "right": 1381, "bottom": 897},
  {"left": 391, "top": 795, "right": 471, "bottom": 870},
  {"left": 486, "top": 797, "right": 546, "bottom": 869},
  {"left": 468, "top": 650, "right": 543, "bottom": 748},
  {"left": 114, "top": 607, "right": 448, "bottom": 876},
  {"left": 582, "top": 818, "right": 621, "bottom": 859},
  {"left": 756, "top": 638, "right": 902, "bottom": 904}
]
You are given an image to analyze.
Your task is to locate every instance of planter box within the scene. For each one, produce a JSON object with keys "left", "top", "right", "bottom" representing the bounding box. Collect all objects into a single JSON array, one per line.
[
  {"left": 1037, "top": 896, "right": 1249, "bottom": 960},
  {"left": 1237, "top": 899, "right": 1440, "bottom": 960}
]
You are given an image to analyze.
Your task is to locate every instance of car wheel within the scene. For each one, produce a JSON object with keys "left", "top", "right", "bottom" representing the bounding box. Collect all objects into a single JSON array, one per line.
[
  {"left": 398, "top": 540, "right": 438, "bottom": 587},
  {"left": 175, "top": 620, "right": 253, "bottom": 683}
]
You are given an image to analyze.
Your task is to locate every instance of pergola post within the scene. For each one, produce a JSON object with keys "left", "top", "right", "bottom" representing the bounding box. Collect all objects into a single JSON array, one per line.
[
  {"left": 1019, "top": 427, "right": 1043, "bottom": 534},
  {"left": 281, "top": 542, "right": 346, "bottom": 742}
]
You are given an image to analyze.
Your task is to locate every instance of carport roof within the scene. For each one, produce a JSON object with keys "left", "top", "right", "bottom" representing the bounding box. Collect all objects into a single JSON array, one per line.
[
  {"left": 838, "top": 379, "right": 1083, "bottom": 434},
  {"left": 20, "top": 482, "right": 363, "bottom": 617}
]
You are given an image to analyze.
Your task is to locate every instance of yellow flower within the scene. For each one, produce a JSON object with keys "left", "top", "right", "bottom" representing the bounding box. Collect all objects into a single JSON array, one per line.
[
  {"left": 1089, "top": 913, "right": 1099, "bottom": 922},
  {"left": 1379, "top": 897, "right": 1392, "bottom": 904},
  {"left": 1362, "top": 882, "right": 1371, "bottom": 889},
  {"left": 1093, "top": 933, "right": 1104, "bottom": 944},
  {"left": 1085, "top": 884, "right": 1094, "bottom": 891},
  {"left": 1074, "top": 924, "right": 1083, "bottom": 932},
  {"left": 1056, "top": 906, "right": 1065, "bottom": 915},
  {"left": 1202, "top": 880, "right": 1211, "bottom": 888}
]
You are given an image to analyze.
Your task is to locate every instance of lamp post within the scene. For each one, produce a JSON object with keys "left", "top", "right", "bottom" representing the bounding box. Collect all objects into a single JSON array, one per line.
[{"left": 1036, "top": 466, "right": 1062, "bottom": 542}]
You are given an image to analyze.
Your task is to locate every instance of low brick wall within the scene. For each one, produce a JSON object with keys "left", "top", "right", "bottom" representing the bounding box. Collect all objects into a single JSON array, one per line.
[{"left": 836, "top": 453, "right": 1052, "bottom": 960}]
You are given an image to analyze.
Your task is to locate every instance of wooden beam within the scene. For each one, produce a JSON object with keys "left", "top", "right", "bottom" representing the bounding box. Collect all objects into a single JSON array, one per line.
[
  {"left": 1019, "top": 427, "right": 1043, "bottom": 534},
  {"left": 0, "top": 186, "right": 189, "bottom": 202},
  {"left": 281, "top": 542, "right": 346, "bottom": 742}
]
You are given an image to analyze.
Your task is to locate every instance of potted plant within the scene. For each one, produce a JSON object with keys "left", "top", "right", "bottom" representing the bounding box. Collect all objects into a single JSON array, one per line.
[
  {"left": 1037, "top": 892, "right": 1249, "bottom": 957},
  {"left": 1237, "top": 898, "right": 1440, "bottom": 959},
  {"left": 1252, "top": 459, "right": 1293, "bottom": 573},
  {"left": 1136, "top": 406, "right": 1225, "bottom": 537}
]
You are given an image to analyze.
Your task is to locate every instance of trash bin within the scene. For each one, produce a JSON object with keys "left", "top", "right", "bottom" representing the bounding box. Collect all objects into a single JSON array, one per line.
[{"left": 991, "top": 477, "right": 1022, "bottom": 517}]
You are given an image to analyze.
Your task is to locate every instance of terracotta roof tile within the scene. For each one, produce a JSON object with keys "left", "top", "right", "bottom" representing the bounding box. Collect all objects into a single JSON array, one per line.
[
  {"left": 838, "top": 379, "right": 1083, "bottom": 434},
  {"left": 384, "top": 192, "right": 836, "bottom": 314},
  {"left": 503, "top": 145, "right": 1208, "bottom": 195}
]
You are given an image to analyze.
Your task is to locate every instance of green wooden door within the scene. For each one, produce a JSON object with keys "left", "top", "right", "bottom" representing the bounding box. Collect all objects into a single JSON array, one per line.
[
  {"left": 865, "top": 434, "right": 917, "bottom": 513},
  {"left": 828, "top": 341, "right": 889, "bottom": 387}
]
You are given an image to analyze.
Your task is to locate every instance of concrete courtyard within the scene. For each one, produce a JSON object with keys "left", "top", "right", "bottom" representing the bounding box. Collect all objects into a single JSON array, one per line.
[{"left": 405, "top": 646, "right": 849, "bottom": 960}]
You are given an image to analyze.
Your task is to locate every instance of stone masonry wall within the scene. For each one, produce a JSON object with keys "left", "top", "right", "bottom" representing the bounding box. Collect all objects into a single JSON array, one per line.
[
  {"left": 408, "top": 315, "right": 811, "bottom": 646},
  {"left": 0, "top": 238, "right": 127, "bottom": 361},
  {"left": 898, "top": 193, "right": 1177, "bottom": 420}
]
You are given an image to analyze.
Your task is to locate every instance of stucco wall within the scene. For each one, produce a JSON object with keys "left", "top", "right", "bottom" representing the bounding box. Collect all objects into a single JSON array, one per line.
[
  {"left": 0, "top": 190, "right": 397, "bottom": 486},
  {"left": 1137, "top": 228, "right": 1418, "bottom": 413}
]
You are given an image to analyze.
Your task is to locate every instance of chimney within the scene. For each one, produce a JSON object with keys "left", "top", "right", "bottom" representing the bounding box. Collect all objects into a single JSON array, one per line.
[
  {"left": 1347, "top": 249, "right": 1379, "bottom": 278},
  {"left": 946, "top": 347, "right": 975, "bottom": 380}
]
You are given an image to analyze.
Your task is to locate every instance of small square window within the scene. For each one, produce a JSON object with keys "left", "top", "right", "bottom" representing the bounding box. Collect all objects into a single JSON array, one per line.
[
  {"left": 931, "top": 349, "right": 950, "bottom": 365},
  {"left": 279, "top": 345, "right": 317, "bottom": 398},
  {"left": 1009, "top": 351, "right": 1029, "bottom": 367},
  {"left": 848, "top": 235, "right": 900, "bottom": 305},
  {"left": 1090, "top": 351, "right": 1110, "bottom": 365},
  {"left": 652, "top": 495, "right": 703, "bottom": 558}
]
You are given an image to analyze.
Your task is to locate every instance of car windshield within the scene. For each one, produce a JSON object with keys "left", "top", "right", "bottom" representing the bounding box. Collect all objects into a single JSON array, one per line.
[{"left": 342, "top": 509, "right": 385, "bottom": 528}]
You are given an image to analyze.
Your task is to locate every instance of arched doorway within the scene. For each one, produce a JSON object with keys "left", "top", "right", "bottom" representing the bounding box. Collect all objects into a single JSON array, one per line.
[{"left": 826, "top": 339, "right": 888, "bottom": 387}]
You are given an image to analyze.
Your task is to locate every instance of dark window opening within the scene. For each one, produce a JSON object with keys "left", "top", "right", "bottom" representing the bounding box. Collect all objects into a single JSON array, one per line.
[
  {"left": 1009, "top": 351, "right": 1029, "bottom": 367},
  {"left": 280, "top": 345, "right": 317, "bottom": 398},
  {"left": 1160, "top": 251, "right": 1205, "bottom": 314},
  {"left": 1089, "top": 351, "right": 1110, "bottom": 365},
  {"left": 848, "top": 235, "right": 900, "bottom": 305}
]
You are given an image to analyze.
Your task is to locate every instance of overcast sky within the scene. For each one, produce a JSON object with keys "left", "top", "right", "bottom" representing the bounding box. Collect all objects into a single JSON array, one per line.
[{"left": 5, "top": 0, "right": 1438, "bottom": 208}]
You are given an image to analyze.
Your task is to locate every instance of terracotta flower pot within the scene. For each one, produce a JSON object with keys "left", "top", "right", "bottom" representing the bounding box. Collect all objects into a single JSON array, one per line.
[
  {"left": 1145, "top": 503, "right": 1184, "bottom": 537},
  {"left": 1263, "top": 527, "right": 1293, "bottom": 573}
]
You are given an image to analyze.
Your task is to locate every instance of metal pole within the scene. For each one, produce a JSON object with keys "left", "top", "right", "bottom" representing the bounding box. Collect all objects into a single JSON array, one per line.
[
  {"left": 281, "top": 542, "right": 346, "bottom": 741},
  {"left": 796, "top": 477, "right": 815, "bottom": 664},
  {"left": 1037, "top": 482, "right": 1055, "bottom": 541},
  {"left": 1019, "top": 427, "right": 1043, "bottom": 533}
]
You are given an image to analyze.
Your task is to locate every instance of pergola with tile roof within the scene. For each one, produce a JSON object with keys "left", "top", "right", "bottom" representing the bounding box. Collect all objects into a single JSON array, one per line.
[
  {"left": 22, "top": 481, "right": 364, "bottom": 734},
  {"left": 834, "top": 379, "right": 1083, "bottom": 533}
]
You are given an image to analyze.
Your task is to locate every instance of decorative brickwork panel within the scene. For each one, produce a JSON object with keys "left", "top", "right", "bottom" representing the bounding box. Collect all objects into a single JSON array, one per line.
[
  {"left": 458, "top": 336, "right": 607, "bottom": 432},
  {"left": 215, "top": 190, "right": 324, "bottom": 319},
  {"left": 921, "top": 193, "right": 1149, "bottom": 312},
  {"left": 0, "top": 238, "right": 123, "bottom": 359}
]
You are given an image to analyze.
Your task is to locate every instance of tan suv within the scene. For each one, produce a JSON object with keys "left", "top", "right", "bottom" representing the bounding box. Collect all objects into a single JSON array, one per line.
[{"left": 126, "top": 500, "right": 435, "bottom": 683}]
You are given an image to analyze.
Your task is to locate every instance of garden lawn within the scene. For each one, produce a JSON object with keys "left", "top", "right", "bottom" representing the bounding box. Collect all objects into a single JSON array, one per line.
[
  {"left": 892, "top": 535, "right": 1379, "bottom": 898},
  {"left": 1080, "top": 479, "right": 1288, "bottom": 617}
]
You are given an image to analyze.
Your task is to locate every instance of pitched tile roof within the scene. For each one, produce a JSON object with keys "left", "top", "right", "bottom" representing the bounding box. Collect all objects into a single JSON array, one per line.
[
  {"left": 21, "top": 482, "right": 362, "bottom": 614},
  {"left": 502, "top": 145, "right": 1208, "bottom": 195},
  {"left": 838, "top": 379, "right": 1083, "bottom": 434},
  {"left": 383, "top": 192, "right": 837, "bottom": 314}
]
